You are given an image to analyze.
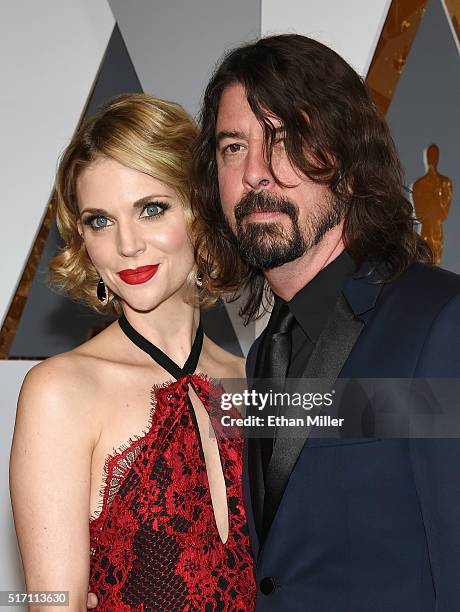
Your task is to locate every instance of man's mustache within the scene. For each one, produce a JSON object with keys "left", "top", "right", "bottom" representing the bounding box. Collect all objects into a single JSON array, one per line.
[{"left": 234, "top": 191, "right": 299, "bottom": 225}]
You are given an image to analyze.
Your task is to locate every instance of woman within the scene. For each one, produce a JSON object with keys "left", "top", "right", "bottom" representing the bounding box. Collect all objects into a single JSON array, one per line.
[{"left": 10, "top": 93, "right": 255, "bottom": 611}]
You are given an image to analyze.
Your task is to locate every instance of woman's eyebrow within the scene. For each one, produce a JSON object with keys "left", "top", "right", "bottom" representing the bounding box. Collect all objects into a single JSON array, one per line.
[
  {"left": 132, "top": 194, "right": 172, "bottom": 209},
  {"left": 79, "top": 207, "right": 108, "bottom": 217}
]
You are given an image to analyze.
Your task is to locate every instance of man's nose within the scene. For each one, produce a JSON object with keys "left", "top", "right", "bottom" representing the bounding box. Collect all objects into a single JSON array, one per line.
[{"left": 242, "top": 147, "right": 275, "bottom": 191}]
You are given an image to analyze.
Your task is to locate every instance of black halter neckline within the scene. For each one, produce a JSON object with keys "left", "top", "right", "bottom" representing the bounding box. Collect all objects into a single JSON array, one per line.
[{"left": 118, "top": 314, "right": 203, "bottom": 380}]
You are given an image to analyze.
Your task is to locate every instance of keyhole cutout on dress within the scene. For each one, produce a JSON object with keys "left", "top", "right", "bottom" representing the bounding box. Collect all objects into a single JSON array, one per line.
[
  {"left": 116, "top": 315, "right": 229, "bottom": 543},
  {"left": 187, "top": 383, "right": 229, "bottom": 545}
]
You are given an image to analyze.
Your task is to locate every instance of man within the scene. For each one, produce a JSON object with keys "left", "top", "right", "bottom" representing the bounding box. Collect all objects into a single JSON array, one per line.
[{"left": 191, "top": 34, "right": 460, "bottom": 610}]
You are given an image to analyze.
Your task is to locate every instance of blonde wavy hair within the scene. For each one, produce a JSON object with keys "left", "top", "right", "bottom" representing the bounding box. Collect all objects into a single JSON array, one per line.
[{"left": 49, "top": 92, "right": 218, "bottom": 313}]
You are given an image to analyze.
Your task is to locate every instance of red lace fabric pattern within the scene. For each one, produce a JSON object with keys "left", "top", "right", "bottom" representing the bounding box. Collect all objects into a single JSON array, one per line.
[{"left": 89, "top": 374, "right": 256, "bottom": 611}]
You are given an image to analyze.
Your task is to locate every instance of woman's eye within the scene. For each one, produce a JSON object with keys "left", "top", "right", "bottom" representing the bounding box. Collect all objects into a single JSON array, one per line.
[
  {"left": 141, "top": 203, "right": 164, "bottom": 217},
  {"left": 83, "top": 215, "right": 113, "bottom": 231},
  {"left": 93, "top": 216, "right": 109, "bottom": 228}
]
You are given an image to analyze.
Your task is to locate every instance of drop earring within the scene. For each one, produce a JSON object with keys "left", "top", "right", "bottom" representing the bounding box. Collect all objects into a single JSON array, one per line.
[
  {"left": 97, "top": 278, "right": 108, "bottom": 304},
  {"left": 196, "top": 271, "right": 203, "bottom": 288}
]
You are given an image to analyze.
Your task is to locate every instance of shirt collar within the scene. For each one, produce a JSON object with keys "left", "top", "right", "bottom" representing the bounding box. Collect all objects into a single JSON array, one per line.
[{"left": 275, "top": 250, "right": 356, "bottom": 342}]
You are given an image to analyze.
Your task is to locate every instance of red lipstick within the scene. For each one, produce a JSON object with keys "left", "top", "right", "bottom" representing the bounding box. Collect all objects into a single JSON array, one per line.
[{"left": 118, "top": 265, "right": 159, "bottom": 285}]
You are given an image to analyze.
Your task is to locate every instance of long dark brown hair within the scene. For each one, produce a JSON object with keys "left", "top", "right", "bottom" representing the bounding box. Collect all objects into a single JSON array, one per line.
[{"left": 191, "top": 34, "right": 432, "bottom": 323}]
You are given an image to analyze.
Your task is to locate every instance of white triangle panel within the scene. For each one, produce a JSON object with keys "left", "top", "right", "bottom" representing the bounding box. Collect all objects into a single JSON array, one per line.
[
  {"left": 261, "top": 0, "right": 392, "bottom": 77},
  {"left": 0, "top": 1, "right": 114, "bottom": 326}
]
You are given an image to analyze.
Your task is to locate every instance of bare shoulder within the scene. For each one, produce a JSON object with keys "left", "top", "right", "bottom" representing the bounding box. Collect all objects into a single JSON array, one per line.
[
  {"left": 16, "top": 324, "right": 119, "bottom": 435},
  {"left": 21, "top": 343, "right": 101, "bottom": 400},
  {"left": 21, "top": 352, "right": 83, "bottom": 401},
  {"left": 202, "top": 335, "right": 246, "bottom": 380}
]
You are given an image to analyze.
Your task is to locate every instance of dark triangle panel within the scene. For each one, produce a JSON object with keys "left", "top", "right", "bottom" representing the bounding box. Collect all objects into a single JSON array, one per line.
[
  {"left": 10, "top": 25, "right": 143, "bottom": 357},
  {"left": 201, "top": 300, "right": 243, "bottom": 357}
]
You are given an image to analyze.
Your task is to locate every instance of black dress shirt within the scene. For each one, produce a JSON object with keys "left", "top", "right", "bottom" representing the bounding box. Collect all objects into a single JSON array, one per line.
[
  {"left": 258, "top": 250, "right": 356, "bottom": 475},
  {"left": 285, "top": 249, "right": 356, "bottom": 378}
]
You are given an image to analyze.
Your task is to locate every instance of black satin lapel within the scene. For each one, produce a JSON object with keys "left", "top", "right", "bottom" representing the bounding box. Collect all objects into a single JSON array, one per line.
[
  {"left": 262, "top": 294, "right": 364, "bottom": 537},
  {"left": 246, "top": 333, "right": 267, "bottom": 542}
]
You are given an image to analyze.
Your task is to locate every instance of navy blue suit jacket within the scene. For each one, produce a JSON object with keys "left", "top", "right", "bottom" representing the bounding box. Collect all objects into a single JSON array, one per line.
[{"left": 245, "top": 263, "right": 460, "bottom": 611}]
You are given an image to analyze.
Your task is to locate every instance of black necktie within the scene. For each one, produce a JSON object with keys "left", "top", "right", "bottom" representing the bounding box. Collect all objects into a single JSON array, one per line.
[{"left": 255, "top": 303, "right": 295, "bottom": 476}]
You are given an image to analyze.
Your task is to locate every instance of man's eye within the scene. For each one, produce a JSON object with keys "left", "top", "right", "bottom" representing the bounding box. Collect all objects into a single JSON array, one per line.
[{"left": 223, "top": 143, "right": 243, "bottom": 154}]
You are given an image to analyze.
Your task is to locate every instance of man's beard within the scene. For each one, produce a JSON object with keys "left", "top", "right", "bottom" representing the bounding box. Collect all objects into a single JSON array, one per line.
[{"left": 232, "top": 190, "right": 344, "bottom": 270}]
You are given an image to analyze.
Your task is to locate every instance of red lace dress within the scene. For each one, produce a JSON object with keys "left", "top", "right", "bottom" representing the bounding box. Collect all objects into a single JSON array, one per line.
[{"left": 89, "top": 315, "right": 256, "bottom": 611}]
